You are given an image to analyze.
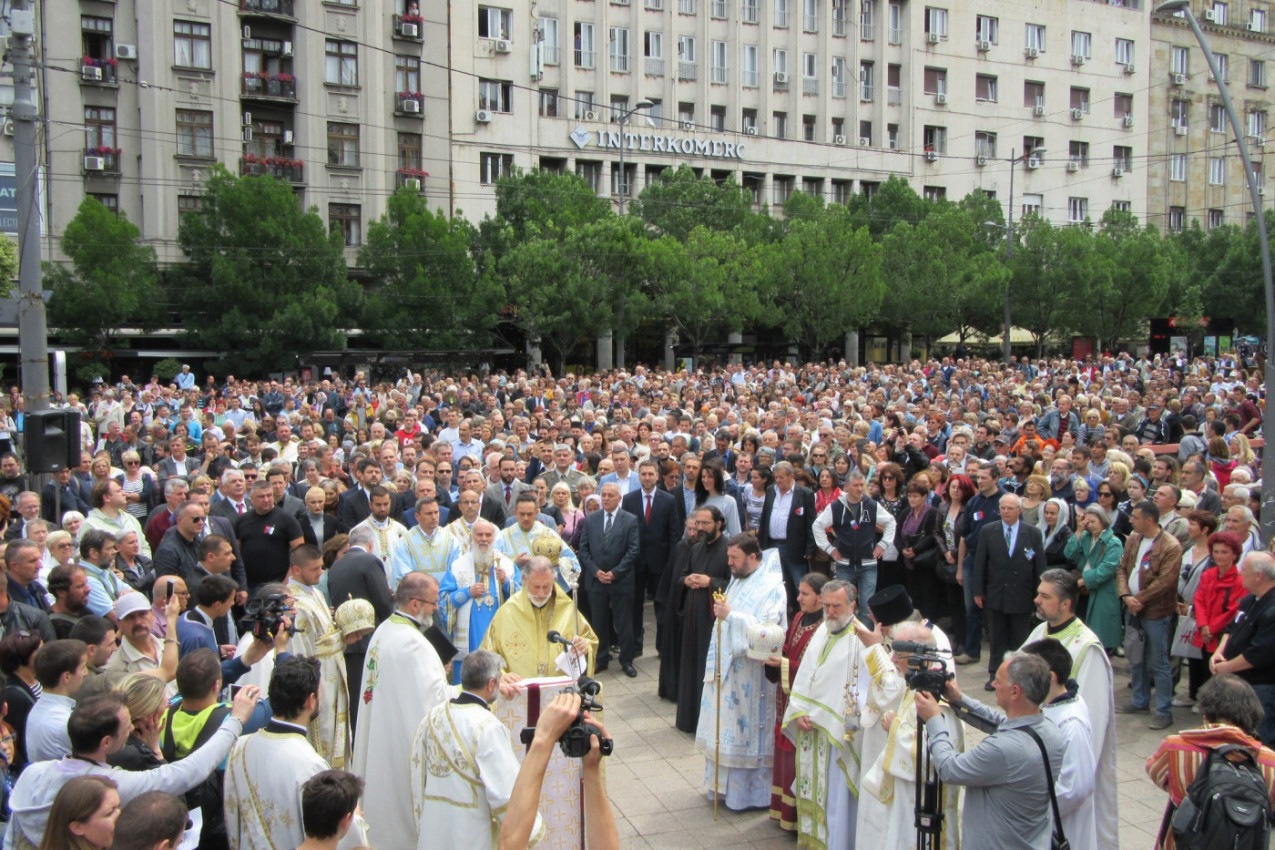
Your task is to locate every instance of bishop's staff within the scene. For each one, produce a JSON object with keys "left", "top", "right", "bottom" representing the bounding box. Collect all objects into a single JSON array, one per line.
[{"left": 712, "top": 586, "right": 728, "bottom": 820}]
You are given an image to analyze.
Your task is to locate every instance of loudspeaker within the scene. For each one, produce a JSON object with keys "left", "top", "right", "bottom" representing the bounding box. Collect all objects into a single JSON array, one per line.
[{"left": 24, "top": 410, "right": 81, "bottom": 473}]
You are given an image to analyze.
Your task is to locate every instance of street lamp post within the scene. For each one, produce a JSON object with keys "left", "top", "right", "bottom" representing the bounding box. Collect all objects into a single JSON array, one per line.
[
  {"left": 599, "top": 99, "right": 654, "bottom": 371},
  {"left": 616, "top": 99, "right": 654, "bottom": 216},
  {"left": 987, "top": 146, "right": 1044, "bottom": 364},
  {"left": 1156, "top": 0, "right": 1275, "bottom": 544}
]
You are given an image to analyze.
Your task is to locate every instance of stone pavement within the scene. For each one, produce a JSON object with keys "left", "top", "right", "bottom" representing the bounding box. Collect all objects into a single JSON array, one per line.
[{"left": 592, "top": 622, "right": 1182, "bottom": 849}]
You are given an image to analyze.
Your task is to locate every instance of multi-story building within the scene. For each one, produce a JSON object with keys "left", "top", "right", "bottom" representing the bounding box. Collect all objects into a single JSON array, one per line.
[
  {"left": 10, "top": 0, "right": 1154, "bottom": 268},
  {"left": 1150, "top": 0, "right": 1274, "bottom": 233}
]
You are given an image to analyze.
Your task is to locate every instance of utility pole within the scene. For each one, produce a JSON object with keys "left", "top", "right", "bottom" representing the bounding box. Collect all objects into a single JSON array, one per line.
[{"left": 9, "top": 0, "right": 49, "bottom": 415}]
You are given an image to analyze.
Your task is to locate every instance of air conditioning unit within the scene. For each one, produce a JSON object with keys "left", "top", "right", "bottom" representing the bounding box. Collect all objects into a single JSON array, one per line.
[
  {"left": 1175, "top": 124, "right": 1189, "bottom": 136},
  {"left": 774, "top": 71, "right": 789, "bottom": 84},
  {"left": 583, "top": 110, "right": 599, "bottom": 121},
  {"left": 400, "top": 22, "right": 420, "bottom": 38},
  {"left": 1113, "top": 165, "right": 1125, "bottom": 177},
  {"left": 679, "top": 120, "right": 694, "bottom": 130},
  {"left": 115, "top": 44, "right": 137, "bottom": 60},
  {"left": 1024, "top": 46, "right": 1039, "bottom": 59},
  {"left": 1255, "top": 136, "right": 1267, "bottom": 148},
  {"left": 1026, "top": 157, "right": 1042, "bottom": 169},
  {"left": 83, "top": 156, "right": 105, "bottom": 171},
  {"left": 1124, "top": 62, "right": 1135, "bottom": 75},
  {"left": 242, "top": 127, "right": 253, "bottom": 142},
  {"left": 242, "top": 112, "right": 252, "bottom": 126},
  {"left": 400, "top": 98, "right": 421, "bottom": 113},
  {"left": 977, "top": 39, "right": 991, "bottom": 52},
  {"left": 494, "top": 39, "right": 512, "bottom": 53},
  {"left": 2, "top": 121, "right": 12, "bottom": 137},
  {"left": 1071, "top": 108, "right": 1084, "bottom": 120},
  {"left": 476, "top": 108, "right": 493, "bottom": 122},
  {"left": 1204, "top": 8, "right": 1217, "bottom": 21},
  {"left": 745, "top": 126, "right": 758, "bottom": 135},
  {"left": 402, "top": 177, "right": 421, "bottom": 191},
  {"left": 1067, "top": 160, "right": 1080, "bottom": 172},
  {"left": 1123, "top": 115, "right": 1135, "bottom": 128},
  {"left": 242, "top": 26, "right": 252, "bottom": 40},
  {"left": 935, "top": 92, "right": 947, "bottom": 105},
  {"left": 926, "top": 32, "right": 940, "bottom": 44},
  {"left": 833, "top": 134, "right": 847, "bottom": 145},
  {"left": 925, "top": 150, "right": 939, "bottom": 162},
  {"left": 976, "top": 154, "right": 988, "bottom": 166},
  {"left": 282, "top": 41, "right": 293, "bottom": 56},
  {"left": 283, "top": 130, "right": 294, "bottom": 144},
  {"left": 1033, "top": 105, "right": 1046, "bottom": 117},
  {"left": 1071, "top": 53, "right": 1086, "bottom": 65},
  {"left": 81, "top": 65, "right": 103, "bottom": 81},
  {"left": 858, "top": 136, "right": 870, "bottom": 146},
  {"left": 1172, "top": 72, "right": 1187, "bottom": 85}
]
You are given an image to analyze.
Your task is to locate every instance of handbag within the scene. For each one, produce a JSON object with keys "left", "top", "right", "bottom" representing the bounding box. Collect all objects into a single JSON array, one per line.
[
  {"left": 1019, "top": 725, "right": 1072, "bottom": 850},
  {"left": 1171, "top": 610, "right": 1203, "bottom": 660},
  {"left": 1124, "top": 616, "right": 1146, "bottom": 666}
]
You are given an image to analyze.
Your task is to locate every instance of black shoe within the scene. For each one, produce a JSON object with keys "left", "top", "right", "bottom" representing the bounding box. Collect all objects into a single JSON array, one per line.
[
  {"left": 594, "top": 662, "right": 610, "bottom": 673},
  {"left": 622, "top": 663, "right": 638, "bottom": 678},
  {"left": 984, "top": 678, "right": 995, "bottom": 692}
]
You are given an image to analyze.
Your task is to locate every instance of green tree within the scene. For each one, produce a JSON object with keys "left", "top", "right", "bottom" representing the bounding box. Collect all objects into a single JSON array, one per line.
[
  {"left": 1197, "top": 213, "right": 1271, "bottom": 333},
  {"left": 483, "top": 168, "right": 611, "bottom": 248},
  {"left": 845, "top": 175, "right": 929, "bottom": 239},
  {"left": 360, "top": 189, "right": 499, "bottom": 351},
  {"left": 1078, "top": 209, "right": 1169, "bottom": 350},
  {"left": 175, "top": 165, "right": 359, "bottom": 374},
  {"left": 0, "top": 235, "right": 16, "bottom": 295},
  {"left": 630, "top": 165, "right": 753, "bottom": 239},
  {"left": 45, "top": 197, "right": 160, "bottom": 349},
  {"left": 1007, "top": 217, "right": 1095, "bottom": 356}
]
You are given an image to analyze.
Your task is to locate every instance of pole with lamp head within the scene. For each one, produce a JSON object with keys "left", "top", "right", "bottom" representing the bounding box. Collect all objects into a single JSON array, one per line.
[{"left": 986, "top": 146, "right": 1045, "bottom": 365}]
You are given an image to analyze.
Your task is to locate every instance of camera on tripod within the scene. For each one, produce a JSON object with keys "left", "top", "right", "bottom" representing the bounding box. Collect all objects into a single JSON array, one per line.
[
  {"left": 519, "top": 673, "right": 614, "bottom": 759},
  {"left": 894, "top": 640, "right": 953, "bottom": 701},
  {"left": 238, "top": 592, "right": 301, "bottom": 642}
]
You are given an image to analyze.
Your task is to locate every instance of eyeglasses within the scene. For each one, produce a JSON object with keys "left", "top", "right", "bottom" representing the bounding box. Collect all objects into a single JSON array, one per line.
[
  {"left": 124, "top": 460, "right": 140, "bottom": 466},
  {"left": 188, "top": 516, "right": 206, "bottom": 523}
]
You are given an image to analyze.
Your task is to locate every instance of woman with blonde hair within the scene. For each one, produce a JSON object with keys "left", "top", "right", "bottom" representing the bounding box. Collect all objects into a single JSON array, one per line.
[
  {"left": 37, "top": 775, "right": 121, "bottom": 850},
  {"left": 1020, "top": 474, "right": 1051, "bottom": 527},
  {"left": 114, "top": 451, "right": 154, "bottom": 521},
  {"left": 552, "top": 482, "right": 586, "bottom": 547},
  {"left": 107, "top": 674, "right": 169, "bottom": 771}
]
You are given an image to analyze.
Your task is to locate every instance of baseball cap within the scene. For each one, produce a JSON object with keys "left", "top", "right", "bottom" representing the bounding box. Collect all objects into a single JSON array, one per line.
[{"left": 115, "top": 593, "right": 151, "bottom": 620}]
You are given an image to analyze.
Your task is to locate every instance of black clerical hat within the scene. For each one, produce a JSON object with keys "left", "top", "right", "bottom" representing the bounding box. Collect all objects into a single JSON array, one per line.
[{"left": 868, "top": 585, "right": 913, "bottom": 627}]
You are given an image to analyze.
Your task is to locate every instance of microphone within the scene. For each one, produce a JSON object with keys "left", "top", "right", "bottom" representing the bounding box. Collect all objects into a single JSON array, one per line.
[
  {"left": 890, "top": 640, "right": 947, "bottom": 654},
  {"left": 547, "top": 630, "right": 573, "bottom": 647}
]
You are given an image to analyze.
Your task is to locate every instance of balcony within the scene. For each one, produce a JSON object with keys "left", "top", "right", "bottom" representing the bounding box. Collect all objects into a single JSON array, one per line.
[
  {"left": 241, "top": 73, "right": 298, "bottom": 102},
  {"left": 393, "top": 14, "right": 424, "bottom": 41},
  {"left": 397, "top": 169, "right": 429, "bottom": 192},
  {"left": 645, "top": 58, "right": 664, "bottom": 76},
  {"left": 80, "top": 58, "right": 118, "bottom": 85},
  {"left": 239, "top": 0, "right": 295, "bottom": 18},
  {"left": 887, "top": 85, "right": 901, "bottom": 105},
  {"left": 83, "top": 148, "right": 121, "bottom": 174},
  {"left": 803, "top": 77, "right": 819, "bottom": 95},
  {"left": 395, "top": 92, "right": 424, "bottom": 116},
  {"left": 240, "top": 156, "right": 305, "bottom": 182},
  {"left": 678, "top": 61, "right": 697, "bottom": 80}
]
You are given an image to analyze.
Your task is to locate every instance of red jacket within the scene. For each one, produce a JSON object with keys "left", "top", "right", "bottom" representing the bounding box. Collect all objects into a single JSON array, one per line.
[{"left": 1191, "top": 564, "right": 1245, "bottom": 652}]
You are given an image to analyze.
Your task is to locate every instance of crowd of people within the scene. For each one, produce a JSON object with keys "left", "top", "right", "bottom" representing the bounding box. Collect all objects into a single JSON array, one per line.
[{"left": 0, "top": 350, "right": 1266, "bottom": 849}]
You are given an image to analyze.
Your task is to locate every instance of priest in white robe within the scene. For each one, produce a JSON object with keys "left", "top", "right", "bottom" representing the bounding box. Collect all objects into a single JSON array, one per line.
[
  {"left": 496, "top": 497, "right": 580, "bottom": 581},
  {"left": 350, "top": 485, "right": 409, "bottom": 577},
  {"left": 857, "top": 622, "right": 964, "bottom": 850},
  {"left": 694, "top": 534, "right": 787, "bottom": 811},
  {"left": 410, "top": 650, "right": 545, "bottom": 850},
  {"left": 286, "top": 544, "right": 350, "bottom": 769},
  {"left": 1023, "top": 568, "right": 1116, "bottom": 850},
  {"left": 782, "top": 579, "right": 875, "bottom": 850},
  {"left": 391, "top": 496, "right": 460, "bottom": 585},
  {"left": 440, "top": 520, "right": 520, "bottom": 683},
  {"left": 225, "top": 656, "right": 368, "bottom": 850}
]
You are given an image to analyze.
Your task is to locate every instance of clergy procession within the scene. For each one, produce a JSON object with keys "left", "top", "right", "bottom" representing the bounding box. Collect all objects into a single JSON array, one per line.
[{"left": 6, "top": 356, "right": 1275, "bottom": 850}]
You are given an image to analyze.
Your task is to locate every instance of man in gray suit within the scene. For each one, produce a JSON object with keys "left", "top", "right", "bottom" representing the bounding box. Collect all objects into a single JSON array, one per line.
[
  {"left": 484, "top": 456, "right": 532, "bottom": 515},
  {"left": 970, "top": 493, "right": 1048, "bottom": 691},
  {"left": 579, "top": 482, "right": 641, "bottom": 677}
]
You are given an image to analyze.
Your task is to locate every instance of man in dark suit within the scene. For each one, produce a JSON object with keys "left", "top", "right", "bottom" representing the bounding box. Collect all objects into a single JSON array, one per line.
[
  {"left": 700, "top": 430, "right": 737, "bottom": 475},
  {"left": 326, "top": 525, "right": 393, "bottom": 727},
  {"left": 621, "top": 459, "right": 682, "bottom": 655},
  {"left": 756, "top": 460, "right": 817, "bottom": 610},
  {"left": 337, "top": 457, "right": 383, "bottom": 529},
  {"left": 457, "top": 469, "right": 507, "bottom": 528},
  {"left": 485, "top": 456, "right": 533, "bottom": 514},
  {"left": 579, "top": 482, "right": 641, "bottom": 676},
  {"left": 668, "top": 454, "right": 701, "bottom": 528},
  {"left": 970, "top": 492, "right": 1048, "bottom": 690}
]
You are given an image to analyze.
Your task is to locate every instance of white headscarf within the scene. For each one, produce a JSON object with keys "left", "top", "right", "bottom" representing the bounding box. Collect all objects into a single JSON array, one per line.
[{"left": 1040, "top": 497, "right": 1072, "bottom": 549}]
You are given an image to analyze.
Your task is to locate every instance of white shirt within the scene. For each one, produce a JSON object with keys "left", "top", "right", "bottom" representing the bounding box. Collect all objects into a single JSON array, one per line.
[
  {"left": 1131, "top": 533, "right": 1157, "bottom": 595},
  {"left": 768, "top": 485, "right": 795, "bottom": 540},
  {"left": 25, "top": 693, "right": 75, "bottom": 763}
]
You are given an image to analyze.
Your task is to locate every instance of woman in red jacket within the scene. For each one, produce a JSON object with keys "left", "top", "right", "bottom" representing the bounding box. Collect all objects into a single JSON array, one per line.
[{"left": 1192, "top": 531, "right": 1247, "bottom": 657}]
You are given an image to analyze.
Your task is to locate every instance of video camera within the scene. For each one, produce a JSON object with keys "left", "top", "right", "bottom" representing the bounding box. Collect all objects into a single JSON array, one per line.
[
  {"left": 238, "top": 592, "right": 301, "bottom": 642},
  {"left": 892, "top": 640, "right": 953, "bottom": 701},
  {"left": 520, "top": 672, "right": 614, "bottom": 759}
]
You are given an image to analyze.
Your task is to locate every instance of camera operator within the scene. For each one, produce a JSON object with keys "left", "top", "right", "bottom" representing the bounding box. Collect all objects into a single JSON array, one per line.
[
  {"left": 412, "top": 650, "right": 539, "bottom": 850},
  {"left": 857, "top": 622, "right": 964, "bottom": 849},
  {"left": 497, "top": 691, "right": 617, "bottom": 850},
  {"left": 914, "top": 651, "right": 1065, "bottom": 850}
]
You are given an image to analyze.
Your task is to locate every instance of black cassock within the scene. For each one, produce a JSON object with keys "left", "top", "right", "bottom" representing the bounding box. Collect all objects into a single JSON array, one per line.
[{"left": 672, "top": 533, "right": 730, "bottom": 734}]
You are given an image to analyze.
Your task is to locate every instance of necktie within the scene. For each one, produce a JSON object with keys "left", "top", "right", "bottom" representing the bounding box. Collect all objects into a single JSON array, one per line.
[
  {"left": 505, "top": 484, "right": 512, "bottom": 505},
  {"left": 645, "top": 494, "right": 652, "bottom": 523},
  {"left": 605, "top": 513, "right": 613, "bottom": 535},
  {"left": 236, "top": 502, "right": 244, "bottom": 515},
  {"left": 1005, "top": 525, "right": 1013, "bottom": 551}
]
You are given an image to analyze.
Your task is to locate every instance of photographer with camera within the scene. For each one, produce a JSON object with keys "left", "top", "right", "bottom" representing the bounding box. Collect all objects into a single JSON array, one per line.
[
  {"left": 412, "top": 650, "right": 543, "bottom": 850},
  {"left": 914, "top": 651, "right": 1065, "bottom": 850},
  {"left": 498, "top": 691, "right": 618, "bottom": 850}
]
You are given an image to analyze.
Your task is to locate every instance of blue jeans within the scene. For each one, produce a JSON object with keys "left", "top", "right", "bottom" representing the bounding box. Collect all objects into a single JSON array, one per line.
[
  {"left": 779, "top": 549, "right": 808, "bottom": 610},
  {"left": 962, "top": 559, "right": 983, "bottom": 659},
  {"left": 835, "top": 561, "right": 877, "bottom": 615},
  {"left": 1251, "top": 683, "right": 1275, "bottom": 749},
  {"left": 1128, "top": 612, "right": 1173, "bottom": 716}
]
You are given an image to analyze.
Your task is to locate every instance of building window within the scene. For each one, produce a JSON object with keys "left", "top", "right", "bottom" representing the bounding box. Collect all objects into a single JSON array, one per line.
[
  {"left": 1251, "top": 59, "right": 1267, "bottom": 88},
  {"left": 176, "top": 109, "right": 213, "bottom": 158},
  {"left": 178, "top": 195, "right": 203, "bottom": 215},
  {"left": 679, "top": 0, "right": 697, "bottom": 13},
  {"left": 976, "top": 15, "right": 997, "bottom": 43},
  {"left": 1172, "top": 46, "right": 1189, "bottom": 75},
  {"left": 711, "top": 40, "right": 728, "bottom": 83},
  {"left": 609, "top": 95, "right": 629, "bottom": 122},
  {"left": 772, "top": 111, "right": 787, "bottom": 138},
  {"left": 711, "top": 105, "right": 726, "bottom": 131},
  {"left": 1068, "top": 197, "right": 1088, "bottom": 223},
  {"left": 1070, "top": 86, "right": 1089, "bottom": 112},
  {"left": 89, "top": 193, "right": 118, "bottom": 214},
  {"left": 1114, "top": 145, "right": 1132, "bottom": 171},
  {"left": 832, "top": 180, "right": 850, "bottom": 205},
  {"left": 1171, "top": 100, "right": 1189, "bottom": 128},
  {"left": 1115, "top": 38, "right": 1133, "bottom": 65},
  {"left": 774, "top": 0, "right": 789, "bottom": 27},
  {"left": 1211, "top": 103, "right": 1227, "bottom": 132},
  {"left": 1022, "top": 193, "right": 1042, "bottom": 216},
  {"left": 396, "top": 56, "right": 421, "bottom": 94},
  {"left": 678, "top": 102, "right": 695, "bottom": 126},
  {"left": 174, "top": 21, "right": 211, "bottom": 69},
  {"left": 479, "top": 79, "right": 512, "bottom": 112},
  {"left": 82, "top": 17, "right": 113, "bottom": 67},
  {"left": 802, "top": 177, "right": 823, "bottom": 197},
  {"left": 975, "top": 74, "right": 997, "bottom": 102},
  {"left": 803, "top": 114, "right": 816, "bottom": 141},
  {"left": 742, "top": 108, "right": 757, "bottom": 132},
  {"left": 1068, "top": 140, "right": 1089, "bottom": 166},
  {"left": 859, "top": 61, "right": 873, "bottom": 100},
  {"left": 861, "top": 181, "right": 879, "bottom": 199},
  {"left": 480, "top": 152, "right": 515, "bottom": 184},
  {"left": 922, "top": 186, "right": 945, "bottom": 202},
  {"left": 742, "top": 44, "right": 759, "bottom": 87},
  {"left": 923, "top": 67, "right": 947, "bottom": 95},
  {"left": 1214, "top": 54, "right": 1229, "bottom": 81},
  {"left": 325, "top": 40, "right": 358, "bottom": 85},
  {"left": 924, "top": 7, "right": 947, "bottom": 37},
  {"left": 1115, "top": 92, "right": 1133, "bottom": 119},
  {"left": 975, "top": 131, "right": 996, "bottom": 158},
  {"left": 1023, "top": 81, "right": 1044, "bottom": 109},
  {"left": 888, "top": 2, "right": 901, "bottom": 42},
  {"left": 398, "top": 132, "right": 423, "bottom": 171},
  {"left": 85, "top": 106, "right": 116, "bottom": 151},
  {"left": 329, "top": 204, "right": 361, "bottom": 246},
  {"left": 1208, "top": 208, "right": 1224, "bottom": 228},
  {"left": 1249, "top": 110, "right": 1267, "bottom": 137},
  {"left": 576, "top": 160, "right": 601, "bottom": 191},
  {"left": 773, "top": 176, "right": 794, "bottom": 204},
  {"left": 478, "top": 6, "right": 512, "bottom": 39},
  {"left": 1071, "top": 31, "right": 1091, "bottom": 59},
  {"left": 742, "top": 0, "right": 759, "bottom": 23},
  {"left": 1169, "top": 207, "right": 1185, "bottom": 232},
  {"left": 539, "top": 88, "right": 559, "bottom": 117},
  {"left": 1210, "top": 1, "right": 1228, "bottom": 24},
  {"left": 859, "top": 0, "right": 874, "bottom": 38},
  {"left": 678, "top": 35, "right": 696, "bottom": 63},
  {"left": 831, "top": 57, "right": 846, "bottom": 96},
  {"left": 574, "top": 23, "right": 595, "bottom": 68},
  {"left": 1170, "top": 153, "right": 1187, "bottom": 181},
  {"left": 1251, "top": 8, "right": 1267, "bottom": 32},
  {"left": 1023, "top": 135, "right": 1045, "bottom": 158},
  {"left": 806, "top": 0, "right": 820, "bottom": 32},
  {"left": 540, "top": 18, "right": 560, "bottom": 65},
  {"left": 327, "top": 123, "right": 359, "bottom": 167},
  {"left": 574, "top": 91, "right": 594, "bottom": 119},
  {"left": 923, "top": 125, "right": 947, "bottom": 153},
  {"left": 1209, "top": 156, "right": 1225, "bottom": 184},
  {"left": 611, "top": 163, "right": 635, "bottom": 197},
  {"left": 1025, "top": 23, "right": 1044, "bottom": 51},
  {"left": 610, "top": 28, "right": 631, "bottom": 73},
  {"left": 774, "top": 48, "right": 788, "bottom": 76},
  {"left": 887, "top": 123, "right": 899, "bottom": 148}
]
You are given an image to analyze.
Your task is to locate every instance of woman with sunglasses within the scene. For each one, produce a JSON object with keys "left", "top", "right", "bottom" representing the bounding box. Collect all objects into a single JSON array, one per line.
[
  {"left": 1093, "top": 482, "right": 1122, "bottom": 527},
  {"left": 114, "top": 452, "right": 155, "bottom": 523},
  {"left": 872, "top": 462, "right": 907, "bottom": 589}
]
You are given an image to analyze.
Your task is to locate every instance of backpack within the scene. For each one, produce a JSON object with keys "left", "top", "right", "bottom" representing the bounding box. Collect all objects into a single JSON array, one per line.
[{"left": 1171, "top": 744, "right": 1271, "bottom": 850}]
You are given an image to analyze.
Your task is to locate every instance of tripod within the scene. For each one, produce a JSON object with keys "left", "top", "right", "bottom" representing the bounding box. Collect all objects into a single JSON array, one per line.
[{"left": 913, "top": 707, "right": 945, "bottom": 850}]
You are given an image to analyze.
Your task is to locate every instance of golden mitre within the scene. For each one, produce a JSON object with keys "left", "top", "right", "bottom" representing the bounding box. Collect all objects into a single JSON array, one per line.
[{"left": 529, "top": 533, "right": 563, "bottom": 564}]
